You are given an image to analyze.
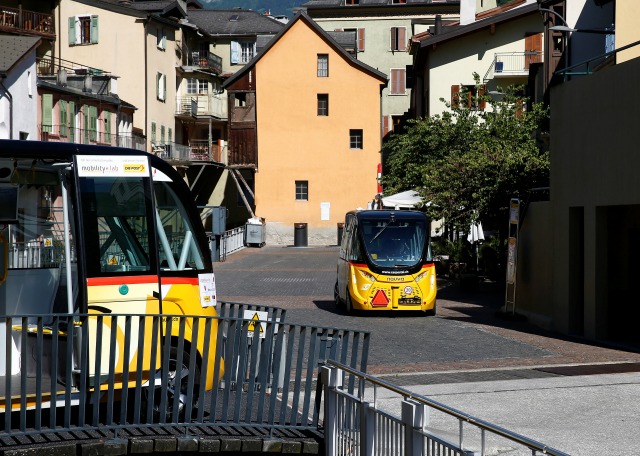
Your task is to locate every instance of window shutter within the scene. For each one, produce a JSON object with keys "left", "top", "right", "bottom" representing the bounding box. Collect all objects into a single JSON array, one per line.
[
  {"left": 151, "top": 122, "right": 156, "bottom": 142},
  {"left": 168, "top": 128, "right": 172, "bottom": 144},
  {"left": 90, "top": 15, "right": 98, "bottom": 44},
  {"left": 451, "top": 85, "right": 460, "bottom": 108},
  {"left": 90, "top": 106, "right": 97, "bottom": 141},
  {"left": 69, "top": 101, "right": 75, "bottom": 142},
  {"left": 160, "top": 125, "right": 165, "bottom": 144},
  {"left": 162, "top": 32, "right": 166, "bottom": 50},
  {"left": 157, "top": 72, "right": 161, "bottom": 100},
  {"left": 478, "top": 85, "right": 486, "bottom": 110},
  {"left": 68, "top": 17, "right": 76, "bottom": 45},
  {"left": 358, "top": 28, "right": 365, "bottom": 52},
  {"left": 83, "top": 104, "right": 89, "bottom": 143},
  {"left": 162, "top": 74, "right": 166, "bottom": 101},
  {"left": 230, "top": 41, "right": 240, "bottom": 64},
  {"left": 42, "top": 94, "right": 53, "bottom": 133},
  {"left": 398, "top": 27, "right": 406, "bottom": 51},
  {"left": 60, "top": 100, "right": 67, "bottom": 136},
  {"left": 390, "top": 28, "right": 397, "bottom": 51},
  {"left": 104, "top": 111, "right": 111, "bottom": 143},
  {"left": 382, "top": 115, "right": 392, "bottom": 138}
]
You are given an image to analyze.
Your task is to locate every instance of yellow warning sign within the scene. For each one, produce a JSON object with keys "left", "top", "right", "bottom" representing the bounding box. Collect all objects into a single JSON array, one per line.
[
  {"left": 244, "top": 310, "right": 267, "bottom": 338},
  {"left": 108, "top": 255, "right": 118, "bottom": 265}
]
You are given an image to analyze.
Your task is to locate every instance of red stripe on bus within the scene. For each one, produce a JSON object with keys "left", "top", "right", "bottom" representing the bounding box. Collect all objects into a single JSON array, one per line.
[
  {"left": 88, "top": 276, "right": 159, "bottom": 286},
  {"left": 88, "top": 276, "right": 200, "bottom": 286}
]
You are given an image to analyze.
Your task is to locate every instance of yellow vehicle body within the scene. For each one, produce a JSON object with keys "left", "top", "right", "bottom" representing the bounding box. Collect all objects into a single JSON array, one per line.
[{"left": 346, "top": 262, "right": 437, "bottom": 312}]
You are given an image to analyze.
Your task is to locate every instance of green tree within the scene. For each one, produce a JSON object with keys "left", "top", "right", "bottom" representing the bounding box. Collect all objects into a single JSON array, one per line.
[{"left": 381, "top": 73, "right": 549, "bottom": 233}]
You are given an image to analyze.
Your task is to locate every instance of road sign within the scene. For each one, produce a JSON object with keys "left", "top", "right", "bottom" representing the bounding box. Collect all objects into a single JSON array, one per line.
[{"left": 244, "top": 310, "right": 267, "bottom": 338}]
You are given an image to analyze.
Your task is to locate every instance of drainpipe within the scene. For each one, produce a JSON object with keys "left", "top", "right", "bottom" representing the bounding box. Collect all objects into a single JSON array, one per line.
[
  {"left": 0, "top": 75, "right": 13, "bottom": 139},
  {"left": 144, "top": 18, "right": 149, "bottom": 152}
]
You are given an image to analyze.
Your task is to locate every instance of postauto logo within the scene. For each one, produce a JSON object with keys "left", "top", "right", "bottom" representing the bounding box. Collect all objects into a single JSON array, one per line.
[{"left": 124, "top": 163, "right": 146, "bottom": 173}]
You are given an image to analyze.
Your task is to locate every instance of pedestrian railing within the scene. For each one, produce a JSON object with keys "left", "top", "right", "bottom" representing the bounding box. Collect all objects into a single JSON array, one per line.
[
  {"left": 322, "top": 360, "right": 570, "bottom": 456},
  {"left": 0, "top": 303, "right": 369, "bottom": 443},
  {"left": 222, "top": 226, "right": 245, "bottom": 259}
]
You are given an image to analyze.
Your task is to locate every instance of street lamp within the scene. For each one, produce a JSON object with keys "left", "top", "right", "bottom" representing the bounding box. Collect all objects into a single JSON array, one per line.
[{"left": 549, "top": 25, "right": 614, "bottom": 35}]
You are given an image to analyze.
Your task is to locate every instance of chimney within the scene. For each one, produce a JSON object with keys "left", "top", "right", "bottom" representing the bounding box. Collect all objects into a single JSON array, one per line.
[
  {"left": 460, "top": 0, "right": 476, "bottom": 26},
  {"left": 435, "top": 15, "right": 442, "bottom": 35}
]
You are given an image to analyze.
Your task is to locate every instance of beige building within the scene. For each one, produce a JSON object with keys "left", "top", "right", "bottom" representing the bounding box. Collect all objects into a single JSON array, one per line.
[
  {"left": 223, "top": 12, "right": 387, "bottom": 245},
  {"left": 54, "top": 0, "right": 185, "bottom": 152}
]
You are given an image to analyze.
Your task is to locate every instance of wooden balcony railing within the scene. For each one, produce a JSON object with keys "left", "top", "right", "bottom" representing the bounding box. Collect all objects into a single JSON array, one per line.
[{"left": 0, "top": 6, "right": 54, "bottom": 36}]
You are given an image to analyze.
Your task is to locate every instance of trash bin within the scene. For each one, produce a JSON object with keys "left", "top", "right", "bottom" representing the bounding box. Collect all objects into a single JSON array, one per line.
[
  {"left": 294, "top": 223, "right": 308, "bottom": 247},
  {"left": 337, "top": 222, "right": 344, "bottom": 246},
  {"left": 245, "top": 217, "right": 266, "bottom": 247}
]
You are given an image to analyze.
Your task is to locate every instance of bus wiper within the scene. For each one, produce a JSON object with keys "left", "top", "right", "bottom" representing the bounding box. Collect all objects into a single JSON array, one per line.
[{"left": 369, "top": 223, "right": 388, "bottom": 244}]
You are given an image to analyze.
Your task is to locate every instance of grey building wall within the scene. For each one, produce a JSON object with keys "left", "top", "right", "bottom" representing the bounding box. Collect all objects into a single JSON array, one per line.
[{"left": 545, "top": 54, "right": 640, "bottom": 343}]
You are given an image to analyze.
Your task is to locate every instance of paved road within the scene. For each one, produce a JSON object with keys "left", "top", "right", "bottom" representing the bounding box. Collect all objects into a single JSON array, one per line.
[{"left": 213, "top": 245, "right": 640, "bottom": 455}]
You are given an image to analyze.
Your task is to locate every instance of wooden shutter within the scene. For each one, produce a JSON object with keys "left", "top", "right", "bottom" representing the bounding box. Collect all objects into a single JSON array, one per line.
[
  {"left": 104, "top": 111, "right": 111, "bottom": 143},
  {"left": 160, "top": 125, "right": 165, "bottom": 144},
  {"left": 168, "top": 127, "right": 172, "bottom": 144},
  {"left": 68, "top": 17, "right": 76, "bottom": 45},
  {"left": 390, "top": 69, "right": 406, "bottom": 95},
  {"left": 151, "top": 122, "right": 156, "bottom": 142},
  {"left": 90, "top": 15, "right": 98, "bottom": 44},
  {"left": 60, "top": 100, "right": 67, "bottom": 136},
  {"left": 390, "top": 27, "right": 397, "bottom": 51},
  {"left": 478, "top": 85, "right": 487, "bottom": 111},
  {"left": 382, "top": 115, "right": 392, "bottom": 138},
  {"left": 398, "top": 27, "right": 406, "bottom": 51},
  {"left": 90, "top": 106, "right": 97, "bottom": 141},
  {"left": 42, "top": 94, "right": 53, "bottom": 133},
  {"left": 525, "top": 33, "right": 543, "bottom": 68},
  {"left": 358, "top": 28, "right": 365, "bottom": 52},
  {"left": 83, "top": 104, "right": 89, "bottom": 143},
  {"left": 69, "top": 101, "right": 75, "bottom": 142},
  {"left": 451, "top": 85, "right": 460, "bottom": 108}
]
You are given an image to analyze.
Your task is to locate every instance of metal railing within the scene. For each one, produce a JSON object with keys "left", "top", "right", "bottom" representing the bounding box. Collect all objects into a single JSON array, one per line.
[
  {"left": 176, "top": 94, "right": 227, "bottom": 119},
  {"left": 0, "top": 6, "right": 54, "bottom": 35},
  {"left": 153, "top": 141, "right": 225, "bottom": 163},
  {"left": 483, "top": 52, "right": 543, "bottom": 81},
  {"left": 0, "top": 306, "right": 369, "bottom": 441},
  {"left": 556, "top": 38, "right": 640, "bottom": 80},
  {"left": 222, "top": 226, "right": 246, "bottom": 260},
  {"left": 40, "top": 124, "right": 145, "bottom": 151},
  {"left": 36, "top": 57, "right": 108, "bottom": 77},
  {"left": 322, "top": 361, "right": 570, "bottom": 456}
]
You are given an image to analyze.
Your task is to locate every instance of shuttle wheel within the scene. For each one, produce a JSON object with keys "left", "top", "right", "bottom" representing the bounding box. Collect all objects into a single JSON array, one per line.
[{"left": 334, "top": 281, "right": 344, "bottom": 308}]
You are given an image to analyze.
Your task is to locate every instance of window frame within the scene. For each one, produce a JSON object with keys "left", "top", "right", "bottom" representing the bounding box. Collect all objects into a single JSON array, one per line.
[
  {"left": 317, "top": 94, "right": 329, "bottom": 116},
  {"left": 389, "top": 68, "right": 406, "bottom": 95},
  {"left": 295, "top": 180, "right": 309, "bottom": 201},
  {"left": 317, "top": 54, "right": 329, "bottom": 77},
  {"left": 68, "top": 15, "right": 98, "bottom": 46},
  {"left": 349, "top": 129, "right": 363, "bottom": 150},
  {"left": 390, "top": 26, "right": 406, "bottom": 52}
]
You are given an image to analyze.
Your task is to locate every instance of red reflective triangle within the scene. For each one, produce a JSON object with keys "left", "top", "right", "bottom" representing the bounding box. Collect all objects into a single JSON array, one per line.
[{"left": 371, "top": 289, "right": 389, "bottom": 306}]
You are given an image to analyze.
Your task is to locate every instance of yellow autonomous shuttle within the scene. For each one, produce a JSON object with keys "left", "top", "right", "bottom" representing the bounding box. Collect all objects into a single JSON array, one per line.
[
  {"left": 335, "top": 210, "right": 437, "bottom": 314},
  {"left": 0, "top": 140, "right": 222, "bottom": 414}
]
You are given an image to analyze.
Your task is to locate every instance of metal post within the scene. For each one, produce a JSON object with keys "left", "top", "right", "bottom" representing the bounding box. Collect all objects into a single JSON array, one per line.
[
  {"left": 360, "top": 402, "right": 374, "bottom": 456},
  {"left": 402, "top": 398, "right": 424, "bottom": 456},
  {"left": 322, "top": 365, "right": 342, "bottom": 456}
]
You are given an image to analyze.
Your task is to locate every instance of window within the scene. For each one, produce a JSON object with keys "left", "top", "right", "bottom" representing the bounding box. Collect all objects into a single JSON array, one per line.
[
  {"left": 168, "top": 128, "right": 172, "bottom": 144},
  {"left": 157, "top": 72, "right": 166, "bottom": 101},
  {"left": 390, "top": 27, "right": 406, "bottom": 51},
  {"left": 318, "top": 54, "right": 329, "bottom": 77},
  {"left": 350, "top": 129, "right": 363, "bottom": 149},
  {"left": 345, "top": 0, "right": 359, "bottom": 4},
  {"left": 390, "top": 69, "right": 406, "bottom": 95},
  {"left": 157, "top": 28, "right": 166, "bottom": 50},
  {"left": 451, "top": 84, "right": 486, "bottom": 110},
  {"left": 68, "top": 15, "right": 98, "bottom": 45},
  {"left": 344, "top": 28, "right": 365, "bottom": 52},
  {"left": 187, "top": 78, "right": 208, "bottom": 95},
  {"left": 41, "top": 94, "right": 53, "bottom": 134},
  {"left": 230, "top": 40, "right": 256, "bottom": 64},
  {"left": 317, "top": 94, "right": 329, "bottom": 116},
  {"left": 295, "top": 181, "right": 308, "bottom": 201}
]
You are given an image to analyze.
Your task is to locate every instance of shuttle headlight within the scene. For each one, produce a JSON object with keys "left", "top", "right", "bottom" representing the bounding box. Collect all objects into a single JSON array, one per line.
[
  {"left": 359, "top": 269, "right": 376, "bottom": 282},
  {"left": 415, "top": 271, "right": 428, "bottom": 282}
]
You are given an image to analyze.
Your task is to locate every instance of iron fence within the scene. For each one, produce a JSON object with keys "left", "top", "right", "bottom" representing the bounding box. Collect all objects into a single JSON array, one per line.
[
  {"left": 322, "top": 361, "right": 570, "bottom": 456},
  {"left": 0, "top": 304, "right": 369, "bottom": 441}
]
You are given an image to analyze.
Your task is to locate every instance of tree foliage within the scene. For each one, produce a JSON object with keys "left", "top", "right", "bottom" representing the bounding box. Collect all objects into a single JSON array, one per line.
[{"left": 381, "top": 73, "right": 550, "bottom": 233}]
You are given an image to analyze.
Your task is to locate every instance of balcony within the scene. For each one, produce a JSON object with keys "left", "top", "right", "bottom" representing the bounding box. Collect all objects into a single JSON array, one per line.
[
  {"left": 36, "top": 56, "right": 108, "bottom": 78},
  {"left": 0, "top": 6, "right": 54, "bottom": 37},
  {"left": 176, "top": 94, "right": 227, "bottom": 119},
  {"left": 484, "top": 52, "right": 543, "bottom": 81},
  {"left": 153, "top": 141, "right": 226, "bottom": 163},
  {"left": 186, "top": 51, "right": 223, "bottom": 75},
  {"left": 40, "top": 124, "right": 146, "bottom": 151}
]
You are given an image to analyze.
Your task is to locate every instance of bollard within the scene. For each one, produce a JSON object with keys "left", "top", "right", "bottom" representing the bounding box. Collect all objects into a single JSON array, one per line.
[{"left": 294, "top": 223, "right": 308, "bottom": 247}]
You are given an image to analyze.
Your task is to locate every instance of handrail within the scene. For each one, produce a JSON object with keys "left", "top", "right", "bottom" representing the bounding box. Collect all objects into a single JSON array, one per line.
[
  {"left": 556, "top": 38, "right": 640, "bottom": 77},
  {"left": 326, "top": 359, "right": 571, "bottom": 456}
]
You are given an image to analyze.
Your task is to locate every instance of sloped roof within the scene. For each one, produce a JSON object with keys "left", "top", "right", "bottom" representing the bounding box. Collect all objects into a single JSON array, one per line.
[
  {"left": 187, "top": 9, "right": 285, "bottom": 36},
  {"left": 222, "top": 11, "right": 386, "bottom": 89},
  {"left": 0, "top": 36, "right": 41, "bottom": 74},
  {"left": 302, "top": 0, "right": 448, "bottom": 6},
  {"left": 416, "top": 2, "right": 539, "bottom": 48},
  {"left": 72, "top": 0, "right": 187, "bottom": 20}
]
